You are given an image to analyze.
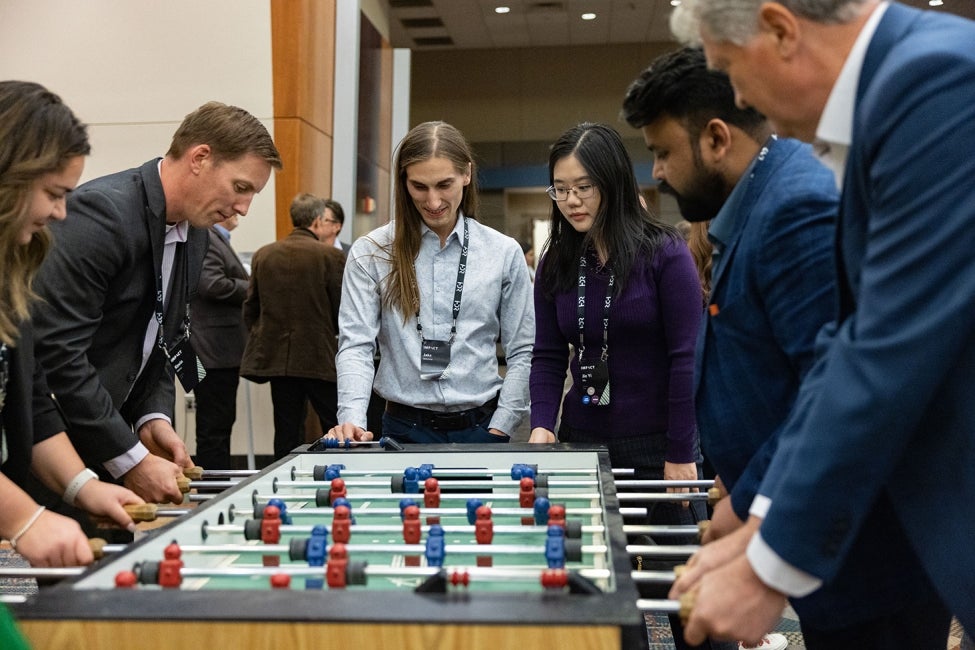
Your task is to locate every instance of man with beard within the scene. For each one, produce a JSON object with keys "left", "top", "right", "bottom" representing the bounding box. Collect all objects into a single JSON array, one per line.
[{"left": 622, "top": 47, "right": 838, "bottom": 650}]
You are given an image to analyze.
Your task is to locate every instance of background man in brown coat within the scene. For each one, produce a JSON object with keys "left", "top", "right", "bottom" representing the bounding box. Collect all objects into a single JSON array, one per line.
[{"left": 240, "top": 193, "right": 345, "bottom": 459}]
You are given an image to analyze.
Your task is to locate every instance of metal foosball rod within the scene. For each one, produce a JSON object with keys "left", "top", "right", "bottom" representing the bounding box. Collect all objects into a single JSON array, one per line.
[
  {"left": 614, "top": 479, "right": 714, "bottom": 489},
  {"left": 232, "top": 504, "right": 606, "bottom": 520},
  {"left": 275, "top": 477, "right": 605, "bottom": 490},
  {"left": 292, "top": 463, "right": 636, "bottom": 480},
  {"left": 637, "top": 596, "right": 694, "bottom": 623},
  {"left": 254, "top": 489, "right": 604, "bottom": 504}
]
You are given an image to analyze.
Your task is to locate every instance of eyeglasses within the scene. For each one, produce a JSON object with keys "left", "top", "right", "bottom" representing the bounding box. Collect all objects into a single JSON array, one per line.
[
  {"left": 321, "top": 218, "right": 341, "bottom": 225},
  {"left": 547, "top": 184, "right": 595, "bottom": 201}
]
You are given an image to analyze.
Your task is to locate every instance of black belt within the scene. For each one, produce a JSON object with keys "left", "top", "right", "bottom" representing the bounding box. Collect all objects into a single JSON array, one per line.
[{"left": 385, "top": 395, "right": 499, "bottom": 432}]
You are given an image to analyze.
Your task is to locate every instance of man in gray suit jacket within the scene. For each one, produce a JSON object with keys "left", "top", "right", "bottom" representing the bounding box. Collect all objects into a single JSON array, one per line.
[
  {"left": 190, "top": 215, "right": 249, "bottom": 470},
  {"left": 32, "top": 102, "right": 281, "bottom": 504}
]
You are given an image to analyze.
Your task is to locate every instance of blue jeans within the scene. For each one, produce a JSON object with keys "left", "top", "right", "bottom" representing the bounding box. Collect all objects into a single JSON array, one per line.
[{"left": 381, "top": 412, "right": 510, "bottom": 444}]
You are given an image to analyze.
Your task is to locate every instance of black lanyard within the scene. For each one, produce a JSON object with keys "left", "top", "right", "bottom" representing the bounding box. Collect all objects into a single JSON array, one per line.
[
  {"left": 152, "top": 232, "right": 191, "bottom": 356},
  {"left": 415, "top": 216, "right": 469, "bottom": 344},
  {"left": 0, "top": 342, "right": 7, "bottom": 412},
  {"left": 576, "top": 254, "right": 614, "bottom": 364}
]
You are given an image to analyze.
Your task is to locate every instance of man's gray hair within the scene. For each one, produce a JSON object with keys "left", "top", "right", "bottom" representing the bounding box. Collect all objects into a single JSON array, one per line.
[{"left": 671, "top": 0, "right": 872, "bottom": 45}]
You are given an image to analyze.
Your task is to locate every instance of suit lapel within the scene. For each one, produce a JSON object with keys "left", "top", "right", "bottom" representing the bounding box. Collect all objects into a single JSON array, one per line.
[
  {"left": 140, "top": 159, "right": 167, "bottom": 298},
  {"left": 708, "top": 137, "right": 782, "bottom": 296},
  {"left": 837, "top": 2, "right": 917, "bottom": 317},
  {"left": 695, "top": 138, "right": 785, "bottom": 396}
]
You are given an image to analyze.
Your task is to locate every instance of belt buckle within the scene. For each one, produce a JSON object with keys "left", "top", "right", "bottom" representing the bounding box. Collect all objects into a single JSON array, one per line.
[{"left": 429, "top": 411, "right": 469, "bottom": 431}]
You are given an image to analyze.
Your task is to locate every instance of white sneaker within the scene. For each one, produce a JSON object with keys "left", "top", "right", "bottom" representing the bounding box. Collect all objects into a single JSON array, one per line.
[{"left": 738, "top": 633, "right": 788, "bottom": 650}]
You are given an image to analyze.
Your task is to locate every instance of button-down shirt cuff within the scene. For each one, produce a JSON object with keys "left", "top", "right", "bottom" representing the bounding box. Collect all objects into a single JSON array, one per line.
[
  {"left": 103, "top": 443, "right": 151, "bottom": 479},
  {"left": 135, "top": 413, "right": 171, "bottom": 432},
  {"left": 747, "top": 531, "right": 823, "bottom": 598},
  {"left": 749, "top": 494, "right": 772, "bottom": 518},
  {"left": 488, "top": 408, "right": 522, "bottom": 436}
]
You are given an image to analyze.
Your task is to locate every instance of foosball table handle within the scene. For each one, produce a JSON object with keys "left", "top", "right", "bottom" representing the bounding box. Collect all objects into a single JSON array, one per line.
[
  {"left": 679, "top": 590, "right": 696, "bottom": 625},
  {"left": 123, "top": 503, "right": 160, "bottom": 522}
]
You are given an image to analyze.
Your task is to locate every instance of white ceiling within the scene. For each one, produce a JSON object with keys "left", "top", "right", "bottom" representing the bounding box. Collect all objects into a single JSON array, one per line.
[{"left": 387, "top": 0, "right": 975, "bottom": 50}]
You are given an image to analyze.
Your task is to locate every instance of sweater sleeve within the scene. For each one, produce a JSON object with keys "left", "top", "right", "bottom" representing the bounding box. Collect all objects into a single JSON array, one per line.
[{"left": 655, "top": 240, "right": 703, "bottom": 463}]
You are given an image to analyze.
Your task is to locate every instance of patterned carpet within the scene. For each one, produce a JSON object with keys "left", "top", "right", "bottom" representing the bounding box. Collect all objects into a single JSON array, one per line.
[
  {"left": 0, "top": 548, "right": 36, "bottom": 600},
  {"left": 646, "top": 605, "right": 805, "bottom": 649}
]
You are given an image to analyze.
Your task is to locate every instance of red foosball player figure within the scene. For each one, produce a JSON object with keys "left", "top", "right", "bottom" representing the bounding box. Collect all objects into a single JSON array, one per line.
[
  {"left": 326, "top": 543, "right": 349, "bottom": 588},
  {"left": 332, "top": 504, "right": 352, "bottom": 544},
  {"left": 423, "top": 477, "right": 441, "bottom": 524},
  {"left": 402, "top": 504, "right": 422, "bottom": 566},
  {"left": 270, "top": 573, "right": 291, "bottom": 590},
  {"left": 262, "top": 504, "right": 282, "bottom": 567},
  {"left": 329, "top": 478, "right": 347, "bottom": 505},
  {"left": 519, "top": 477, "right": 536, "bottom": 525},
  {"left": 547, "top": 504, "right": 566, "bottom": 530},
  {"left": 262, "top": 505, "right": 282, "bottom": 544},
  {"left": 475, "top": 504, "right": 493, "bottom": 567},
  {"left": 159, "top": 542, "right": 183, "bottom": 588}
]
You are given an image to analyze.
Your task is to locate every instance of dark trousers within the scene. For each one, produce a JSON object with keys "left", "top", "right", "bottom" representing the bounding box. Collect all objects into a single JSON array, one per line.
[
  {"left": 800, "top": 595, "right": 951, "bottom": 650},
  {"left": 193, "top": 367, "right": 240, "bottom": 470},
  {"left": 269, "top": 377, "right": 338, "bottom": 458},
  {"left": 557, "top": 426, "right": 731, "bottom": 650},
  {"left": 381, "top": 411, "right": 509, "bottom": 444}
]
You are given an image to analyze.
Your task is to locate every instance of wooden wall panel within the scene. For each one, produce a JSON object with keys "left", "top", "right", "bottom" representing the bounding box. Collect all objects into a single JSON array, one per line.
[
  {"left": 270, "top": 0, "right": 335, "bottom": 239},
  {"left": 270, "top": 117, "right": 333, "bottom": 235}
]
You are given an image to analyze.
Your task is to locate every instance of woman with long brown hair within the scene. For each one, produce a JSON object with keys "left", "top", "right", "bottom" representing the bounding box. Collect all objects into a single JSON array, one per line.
[
  {"left": 329, "top": 121, "right": 534, "bottom": 445},
  {"left": 0, "top": 81, "right": 141, "bottom": 569}
]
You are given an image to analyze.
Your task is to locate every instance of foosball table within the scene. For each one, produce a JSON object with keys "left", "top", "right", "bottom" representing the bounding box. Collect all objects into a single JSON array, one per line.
[{"left": 13, "top": 444, "right": 668, "bottom": 650}]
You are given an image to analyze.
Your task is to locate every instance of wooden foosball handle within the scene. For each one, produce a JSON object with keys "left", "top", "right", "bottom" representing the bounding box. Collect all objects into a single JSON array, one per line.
[
  {"left": 707, "top": 487, "right": 722, "bottom": 507},
  {"left": 89, "top": 538, "right": 107, "bottom": 560},
  {"left": 176, "top": 474, "right": 190, "bottom": 494},
  {"left": 183, "top": 466, "right": 204, "bottom": 480},
  {"left": 678, "top": 590, "right": 696, "bottom": 625},
  {"left": 697, "top": 520, "right": 710, "bottom": 541},
  {"left": 123, "top": 503, "right": 159, "bottom": 522}
]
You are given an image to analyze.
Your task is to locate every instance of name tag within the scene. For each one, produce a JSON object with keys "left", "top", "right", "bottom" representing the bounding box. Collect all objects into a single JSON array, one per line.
[
  {"left": 420, "top": 339, "right": 451, "bottom": 380},
  {"left": 579, "top": 358, "right": 610, "bottom": 406},
  {"left": 167, "top": 334, "right": 206, "bottom": 391}
]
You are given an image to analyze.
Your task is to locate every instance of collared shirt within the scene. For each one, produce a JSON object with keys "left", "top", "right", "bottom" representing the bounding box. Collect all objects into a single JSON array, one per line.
[
  {"left": 813, "top": 2, "right": 890, "bottom": 191},
  {"left": 213, "top": 223, "right": 231, "bottom": 242},
  {"left": 747, "top": 1, "right": 890, "bottom": 599},
  {"left": 336, "top": 214, "right": 534, "bottom": 435}
]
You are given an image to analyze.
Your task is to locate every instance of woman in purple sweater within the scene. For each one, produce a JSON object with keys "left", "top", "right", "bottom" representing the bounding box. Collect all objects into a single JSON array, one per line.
[{"left": 529, "top": 122, "right": 704, "bottom": 523}]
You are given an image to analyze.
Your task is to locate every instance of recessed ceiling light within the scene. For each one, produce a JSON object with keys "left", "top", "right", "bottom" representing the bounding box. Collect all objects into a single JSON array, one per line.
[
  {"left": 671, "top": 0, "right": 681, "bottom": 6},
  {"left": 581, "top": 12, "right": 596, "bottom": 20},
  {"left": 928, "top": 0, "right": 943, "bottom": 5},
  {"left": 495, "top": 6, "right": 510, "bottom": 13}
]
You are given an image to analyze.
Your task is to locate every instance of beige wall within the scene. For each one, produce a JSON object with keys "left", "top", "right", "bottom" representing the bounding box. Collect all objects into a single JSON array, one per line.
[{"left": 0, "top": 0, "right": 279, "bottom": 255}]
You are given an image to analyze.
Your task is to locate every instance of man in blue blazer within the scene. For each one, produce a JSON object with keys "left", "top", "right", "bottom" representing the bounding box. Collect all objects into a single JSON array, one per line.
[
  {"left": 32, "top": 102, "right": 281, "bottom": 504},
  {"left": 624, "top": 45, "right": 944, "bottom": 649},
  {"left": 669, "top": 0, "right": 975, "bottom": 645}
]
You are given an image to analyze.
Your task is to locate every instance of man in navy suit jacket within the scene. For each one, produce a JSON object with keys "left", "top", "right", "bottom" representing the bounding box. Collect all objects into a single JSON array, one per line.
[
  {"left": 669, "top": 0, "right": 975, "bottom": 645},
  {"left": 624, "top": 45, "right": 944, "bottom": 649}
]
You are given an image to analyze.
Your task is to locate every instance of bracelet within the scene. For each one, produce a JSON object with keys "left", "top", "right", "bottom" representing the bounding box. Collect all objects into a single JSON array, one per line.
[
  {"left": 9, "top": 506, "right": 46, "bottom": 551},
  {"left": 63, "top": 468, "right": 99, "bottom": 506}
]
